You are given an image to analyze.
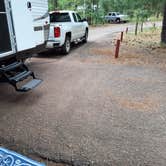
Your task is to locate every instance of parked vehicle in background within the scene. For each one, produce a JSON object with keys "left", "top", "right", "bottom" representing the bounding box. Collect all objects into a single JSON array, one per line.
[
  {"left": 105, "top": 12, "right": 129, "bottom": 23},
  {"left": 0, "top": 0, "right": 49, "bottom": 92},
  {"left": 46, "top": 11, "right": 89, "bottom": 54}
]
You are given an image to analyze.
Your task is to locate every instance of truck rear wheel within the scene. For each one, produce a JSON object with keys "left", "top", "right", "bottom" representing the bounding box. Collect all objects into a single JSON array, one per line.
[
  {"left": 116, "top": 18, "right": 120, "bottom": 23},
  {"left": 62, "top": 36, "right": 71, "bottom": 54}
]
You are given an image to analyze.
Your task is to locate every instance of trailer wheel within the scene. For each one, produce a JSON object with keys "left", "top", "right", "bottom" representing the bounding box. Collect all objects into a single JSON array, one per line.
[{"left": 62, "top": 36, "right": 71, "bottom": 54}]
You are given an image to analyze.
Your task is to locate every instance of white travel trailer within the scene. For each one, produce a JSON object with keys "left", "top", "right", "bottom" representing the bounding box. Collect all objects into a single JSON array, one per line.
[{"left": 0, "top": 0, "right": 49, "bottom": 92}]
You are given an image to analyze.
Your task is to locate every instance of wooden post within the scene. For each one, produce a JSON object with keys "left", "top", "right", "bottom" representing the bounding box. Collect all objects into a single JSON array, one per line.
[
  {"left": 115, "top": 39, "right": 121, "bottom": 59},
  {"left": 120, "top": 32, "right": 124, "bottom": 42}
]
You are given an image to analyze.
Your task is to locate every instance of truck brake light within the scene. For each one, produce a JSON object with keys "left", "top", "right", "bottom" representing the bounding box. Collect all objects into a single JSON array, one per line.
[{"left": 54, "top": 27, "right": 61, "bottom": 38}]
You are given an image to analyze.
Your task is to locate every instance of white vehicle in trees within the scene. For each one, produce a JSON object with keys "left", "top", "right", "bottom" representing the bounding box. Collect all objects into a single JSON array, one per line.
[
  {"left": 0, "top": 0, "right": 49, "bottom": 92},
  {"left": 46, "top": 11, "right": 89, "bottom": 54},
  {"left": 105, "top": 12, "right": 129, "bottom": 23}
]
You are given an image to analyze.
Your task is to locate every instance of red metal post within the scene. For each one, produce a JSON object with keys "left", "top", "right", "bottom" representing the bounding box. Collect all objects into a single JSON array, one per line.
[
  {"left": 115, "top": 39, "right": 121, "bottom": 59},
  {"left": 120, "top": 31, "right": 124, "bottom": 42}
]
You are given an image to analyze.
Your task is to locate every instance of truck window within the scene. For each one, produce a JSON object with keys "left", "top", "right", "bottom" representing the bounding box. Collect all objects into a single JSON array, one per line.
[
  {"left": 72, "top": 13, "right": 77, "bottom": 22},
  {"left": 50, "top": 13, "right": 71, "bottom": 22},
  {"left": 76, "top": 13, "right": 82, "bottom": 22}
]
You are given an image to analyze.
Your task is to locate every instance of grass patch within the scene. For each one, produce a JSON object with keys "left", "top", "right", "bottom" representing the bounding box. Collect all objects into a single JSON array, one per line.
[{"left": 117, "top": 26, "right": 166, "bottom": 67}]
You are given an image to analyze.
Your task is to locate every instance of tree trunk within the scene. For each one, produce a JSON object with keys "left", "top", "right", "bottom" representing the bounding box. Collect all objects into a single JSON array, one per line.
[
  {"left": 135, "top": 21, "right": 139, "bottom": 35},
  {"left": 141, "top": 21, "right": 144, "bottom": 32},
  {"left": 161, "top": 1, "right": 166, "bottom": 43},
  {"left": 53, "top": 0, "right": 58, "bottom": 9},
  {"left": 156, "top": 11, "right": 160, "bottom": 19},
  {"left": 55, "top": 0, "right": 58, "bottom": 8}
]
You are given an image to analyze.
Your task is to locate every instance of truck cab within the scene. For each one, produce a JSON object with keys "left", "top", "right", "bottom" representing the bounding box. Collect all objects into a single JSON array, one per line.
[{"left": 105, "top": 12, "right": 129, "bottom": 23}]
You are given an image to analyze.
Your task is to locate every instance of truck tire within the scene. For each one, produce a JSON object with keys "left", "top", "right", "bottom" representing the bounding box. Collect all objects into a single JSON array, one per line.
[
  {"left": 116, "top": 18, "right": 120, "bottom": 23},
  {"left": 62, "top": 36, "right": 71, "bottom": 54},
  {"left": 82, "top": 29, "right": 88, "bottom": 43}
]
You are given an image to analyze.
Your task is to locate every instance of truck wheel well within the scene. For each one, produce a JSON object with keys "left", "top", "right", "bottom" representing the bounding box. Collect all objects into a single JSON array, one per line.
[
  {"left": 66, "top": 32, "right": 71, "bottom": 40},
  {"left": 116, "top": 18, "right": 120, "bottom": 22},
  {"left": 86, "top": 28, "right": 88, "bottom": 32}
]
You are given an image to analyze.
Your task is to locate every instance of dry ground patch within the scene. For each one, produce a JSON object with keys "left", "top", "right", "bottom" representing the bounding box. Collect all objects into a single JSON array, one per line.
[
  {"left": 120, "top": 28, "right": 166, "bottom": 68},
  {"left": 0, "top": 24, "right": 166, "bottom": 166},
  {"left": 87, "top": 27, "right": 166, "bottom": 69}
]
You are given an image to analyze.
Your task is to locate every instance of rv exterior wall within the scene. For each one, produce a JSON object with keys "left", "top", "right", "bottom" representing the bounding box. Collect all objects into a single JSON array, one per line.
[
  {"left": 0, "top": 0, "right": 49, "bottom": 59},
  {"left": 10, "top": 0, "right": 36, "bottom": 52},
  {"left": 31, "top": 0, "right": 49, "bottom": 45},
  {"left": 31, "top": 0, "right": 48, "bottom": 22}
]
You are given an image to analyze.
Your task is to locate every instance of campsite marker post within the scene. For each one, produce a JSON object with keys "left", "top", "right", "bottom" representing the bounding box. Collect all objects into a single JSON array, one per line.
[
  {"left": 120, "top": 31, "right": 124, "bottom": 42},
  {"left": 115, "top": 39, "right": 121, "bottom": 58}
]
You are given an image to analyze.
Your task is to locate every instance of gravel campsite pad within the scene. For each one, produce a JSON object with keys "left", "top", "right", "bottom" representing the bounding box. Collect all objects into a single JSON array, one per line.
[{"left": 0, "top": 23, "right": 166, "bottom": 166}]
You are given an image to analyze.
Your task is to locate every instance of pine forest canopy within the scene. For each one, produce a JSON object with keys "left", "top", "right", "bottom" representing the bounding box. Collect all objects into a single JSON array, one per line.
[{"left": 48, "top": 0, "right": 166, "bottom": 43}]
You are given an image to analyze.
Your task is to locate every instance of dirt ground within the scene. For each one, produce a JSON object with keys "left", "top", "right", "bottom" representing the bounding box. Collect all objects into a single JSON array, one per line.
[{"left": 0, "top": 23, "right": 166, "bottom": 166}]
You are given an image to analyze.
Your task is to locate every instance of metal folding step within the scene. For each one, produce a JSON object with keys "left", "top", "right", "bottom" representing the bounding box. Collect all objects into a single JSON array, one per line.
[
  {"left": 0, "top": 60, "right": 42, "bottom": 92},
  {"left": 18, "top": 79, "right": 42, "bottom": 92},
  {"left": 9, "top": 71, "right": 33, "bottom": 83},
  {"left": 0, "top": 61, "right": 22, "bottom": 72}
]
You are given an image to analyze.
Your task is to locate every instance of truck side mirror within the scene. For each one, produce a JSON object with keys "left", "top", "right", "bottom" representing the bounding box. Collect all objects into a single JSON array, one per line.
[{"left": 27, "top": 2, "right": 32, "bottom": 9}]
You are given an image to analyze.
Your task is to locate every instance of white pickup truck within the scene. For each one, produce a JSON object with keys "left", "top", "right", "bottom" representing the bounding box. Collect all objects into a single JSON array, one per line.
[
  {"left": 105, "top": 12, "right": 129, "bottom": 23},
  {"left": 46, "top": 11, "right": 89, "bottom": 54}
]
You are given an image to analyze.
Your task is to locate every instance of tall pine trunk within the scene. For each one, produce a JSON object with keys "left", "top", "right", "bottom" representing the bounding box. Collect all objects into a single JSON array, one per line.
[
  {"left": 135, "top": 21, "right": 139, "bottom": 35},
  {"left": 161, "top": 1, "right": 166, "bottom": 43},
  {"left": 141, "top": 21, "right": 144, "bottom": 32},
  {"left": 51, "top": 0, "right": 58, "bottom": 9}
]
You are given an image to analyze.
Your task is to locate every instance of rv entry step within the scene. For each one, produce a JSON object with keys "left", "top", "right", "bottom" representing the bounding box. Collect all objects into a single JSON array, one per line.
[{"left": 0, "top": 60, "right": 42, "bottom": 92}]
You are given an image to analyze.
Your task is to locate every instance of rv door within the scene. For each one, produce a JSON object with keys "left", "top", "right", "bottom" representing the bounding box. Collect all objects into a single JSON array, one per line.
[{"left": 0, "top": 0, "right": 16, "bottom": 58}]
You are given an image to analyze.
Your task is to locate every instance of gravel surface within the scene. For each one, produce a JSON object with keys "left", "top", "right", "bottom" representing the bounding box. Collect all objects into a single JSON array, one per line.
[{"left": 0, "top": 22, "right": 166, "bottom": 166}]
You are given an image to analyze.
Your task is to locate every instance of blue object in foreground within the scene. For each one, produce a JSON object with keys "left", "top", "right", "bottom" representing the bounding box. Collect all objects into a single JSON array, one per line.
[{"left": 0, "top": 147, "right": 45, "bottom": 166}]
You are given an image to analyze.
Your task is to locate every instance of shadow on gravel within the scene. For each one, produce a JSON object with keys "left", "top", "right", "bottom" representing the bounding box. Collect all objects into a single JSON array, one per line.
[
  {"left": 36, "top": 49, "right": 63, "bottom": 59},
  {"left": 36, "top": 42, "right": 90, "bottom": 59},
  {"left": 0, "top": 86, "right": 43, "bottom": 105}
]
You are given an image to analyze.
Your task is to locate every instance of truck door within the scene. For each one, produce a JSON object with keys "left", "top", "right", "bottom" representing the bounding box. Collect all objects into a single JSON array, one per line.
[
  {"left": 75, "top": 13, "right": 85, "bottom": 37},
  {"left": 71, "top": 13, "right": 79, "bottom": 40},
  {"left": 72, "top": 13, "right": 84, "bottom": 39},
  {"left": 0, "top": 0, "right": 16, "bottom": 58}
]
